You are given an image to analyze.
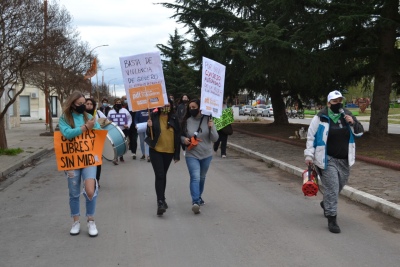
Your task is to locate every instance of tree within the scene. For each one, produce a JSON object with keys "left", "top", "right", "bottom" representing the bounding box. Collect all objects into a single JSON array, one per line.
[
  {"left": 156, "top": 29, "right": 198, "bottom": 98},
  {"left": 0, "top": 0, "right": 45, "bottom": 149}
]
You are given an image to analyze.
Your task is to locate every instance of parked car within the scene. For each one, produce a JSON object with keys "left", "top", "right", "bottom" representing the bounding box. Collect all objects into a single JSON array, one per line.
[
  {"left": 249, "top": 108, "right": 258, "bottom": 116},
  {"left": 242, "top": 105, "right": 254, "bottom": 115},
  {"left": 239, "top": 107, "right": 245, "bottom": 115},
  {"left": 254, "top": 104, "right": 268, "bottom": 115},
  {"left": 261, "top": 105, "right": 274, "bottom": 117}
]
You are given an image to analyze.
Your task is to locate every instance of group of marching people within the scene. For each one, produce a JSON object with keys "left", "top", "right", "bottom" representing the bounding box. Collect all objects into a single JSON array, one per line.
[{"left": 59, "top": 91, "right": 225, "bottom": 237}]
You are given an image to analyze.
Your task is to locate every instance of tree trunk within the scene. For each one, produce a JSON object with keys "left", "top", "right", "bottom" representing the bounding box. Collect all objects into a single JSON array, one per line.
[
  {"left": 369, "top": 2, "right": 397, "bottom": 136},
  {"left": 48, "top": 96, "right": 54, "bottom": 133},
  {"left": 270, "top": 88, "right": 289, "bottom": 125},
  {"left": 0, "top": 117, "right": 8, "bottom": 149}
]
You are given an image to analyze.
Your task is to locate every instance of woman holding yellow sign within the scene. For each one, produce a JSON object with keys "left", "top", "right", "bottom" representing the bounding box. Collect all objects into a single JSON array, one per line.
[{"left": 59, "top": 91, "right": 101, "bottom": 237}]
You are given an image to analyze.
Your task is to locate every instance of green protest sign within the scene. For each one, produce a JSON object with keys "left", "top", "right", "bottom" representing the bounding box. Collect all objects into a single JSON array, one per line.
[{"left": 214, "top": 108, "right": 234, "bottom": 131}]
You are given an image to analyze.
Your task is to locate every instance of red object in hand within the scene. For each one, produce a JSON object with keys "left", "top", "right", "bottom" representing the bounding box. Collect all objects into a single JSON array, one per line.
[
  {"left": 302, "top": 166, "right": 319, "bottom": 197},
  {"left": 187, "top": 136, "right": 202, "bottom": 151}
]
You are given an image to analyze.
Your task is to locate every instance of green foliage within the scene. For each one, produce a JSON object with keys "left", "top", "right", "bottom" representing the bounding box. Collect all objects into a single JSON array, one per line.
[
  {"left": 0, "top": 148, "right": 23, "bottom": 156},
  {"left": 159, "top": 0, "right": 400, "bottom": 135}
]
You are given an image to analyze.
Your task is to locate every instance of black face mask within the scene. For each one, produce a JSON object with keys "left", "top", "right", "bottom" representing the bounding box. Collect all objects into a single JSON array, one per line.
[
  {"left": 86, "top": 109, "right": 94, "bottom": 115},
  {"left": 74, "top": 104, "right": 86, "bottom": 114},
  {"left": 189, "top": 109, "right": 199, "bottom": 117},
  {"left": 330, "top": 103, "right": 343, "bottom": 113},
  {"left": 114, "top": 104, "right": 122, "bottom": 110}
]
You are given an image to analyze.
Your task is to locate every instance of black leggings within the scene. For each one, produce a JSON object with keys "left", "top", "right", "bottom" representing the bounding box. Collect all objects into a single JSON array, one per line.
[
  {"left": 149, "top": 148, "right": 174, "bottom": 201},
  {"left": 214, "top": 131, "right": 228, "bottom": 156}
]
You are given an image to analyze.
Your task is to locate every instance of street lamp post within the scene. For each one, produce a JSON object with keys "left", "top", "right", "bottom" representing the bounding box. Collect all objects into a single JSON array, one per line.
[
  {"left": 97, "top": 68, "right": 114, "bottom": 101},
  {"left": 88, "top": 44, "right": 108, "bottom": 97},
  {"left": 107, "top": 78, "right": 117, "bottom": 96}
]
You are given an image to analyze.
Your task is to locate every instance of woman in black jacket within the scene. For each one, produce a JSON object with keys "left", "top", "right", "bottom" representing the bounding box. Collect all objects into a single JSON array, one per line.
[{"left": 145, "top": 99, "right": 181, "bottom": 216}]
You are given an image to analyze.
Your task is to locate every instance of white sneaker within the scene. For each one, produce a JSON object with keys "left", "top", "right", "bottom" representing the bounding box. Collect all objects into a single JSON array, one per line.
[
  {"left": 87, "top": 221, "right": 98, "bottom": 237},
  {"left": 70, "top": 221, "right": 80, "bottom": 235},
  {"left": 222, "top": 155, "right": 226, "bottom": 158},
  {"left": 192, "top": 203, "right": 200, "bottom": 214}
]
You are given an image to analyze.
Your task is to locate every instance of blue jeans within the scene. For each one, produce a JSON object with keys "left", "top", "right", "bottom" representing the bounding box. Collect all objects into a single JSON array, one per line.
[
  {"left": 138, "top": 132, "right": 149, "bottom": 156},
  {"left": 185, "top": 156, "right": 213, "bottom": 204},
  {"left": 65, "top": 166, "right": 98, "bottom": 217}
]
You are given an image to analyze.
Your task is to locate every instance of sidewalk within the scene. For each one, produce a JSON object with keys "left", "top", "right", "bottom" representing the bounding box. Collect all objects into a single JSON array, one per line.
[
  {"left": 1, "top": 121, "right": 399, "bottom": 220},
  {"left": 0, "top": 121, "right": 54, "bottom": 179},
  {"left": 228, "top": 127, "right": 400, "bottom": 220}
]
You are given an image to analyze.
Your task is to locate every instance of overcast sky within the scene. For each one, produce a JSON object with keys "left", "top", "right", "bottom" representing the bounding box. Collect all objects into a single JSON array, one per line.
[{"left": 58, "top": 0, "right": 182, "bottom": 97}]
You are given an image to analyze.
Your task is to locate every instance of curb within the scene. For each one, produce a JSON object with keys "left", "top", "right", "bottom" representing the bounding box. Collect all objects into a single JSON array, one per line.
[
  {"left": 233, "top": 128, "right": 400, "bottom": 171},
  {"left": 228, "top": 142, "right": 400, "bottom": 220},
  {"left": 1, "top": 145, "right": 54, "bottom": 178}
]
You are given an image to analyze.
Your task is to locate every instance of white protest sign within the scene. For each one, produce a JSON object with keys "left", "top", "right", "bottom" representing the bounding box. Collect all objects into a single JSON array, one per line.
[
  {"left": 119, "top": 52, "right": 168, "bottom": 111},
  {"left": 200, "top": 57, "right": 226, "bottom": 118}
]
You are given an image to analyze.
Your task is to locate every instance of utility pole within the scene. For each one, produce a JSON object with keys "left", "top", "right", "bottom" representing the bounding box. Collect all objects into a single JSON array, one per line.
[{"left": 44, "top": 0, "right": 53, "bottom": 133}]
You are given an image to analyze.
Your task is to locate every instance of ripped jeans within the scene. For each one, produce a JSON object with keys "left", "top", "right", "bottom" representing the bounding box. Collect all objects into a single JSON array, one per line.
[{"left": 65, "top": 166, "right": 98, "bottom": 217}]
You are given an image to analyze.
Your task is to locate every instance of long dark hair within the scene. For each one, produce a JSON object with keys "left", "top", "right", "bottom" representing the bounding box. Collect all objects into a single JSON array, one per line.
[
  {"left": 181, "top": 98, "right": 201, "bottom": 134},
  {"left": 178, "top": 94, "right": 190, "bottom": 105},
  {"left": 85, "top": 98, "right": 97, "bottom": 114}
]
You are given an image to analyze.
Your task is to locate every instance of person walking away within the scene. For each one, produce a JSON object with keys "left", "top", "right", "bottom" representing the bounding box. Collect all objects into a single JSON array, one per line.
[
  {"left": 181, "top": 99, "right": 219, "bottom": 214},
  {"left": 304, "top": 90, "right": 363, "bottom": 233},
  {"left": 121, "top": 95, "right": 138, "bottom": 159},
  {"left": 85, "top": 98, "right": 106, "bottom": 188},
  {"left": 214, "top": 104, "right": 233, "bottom": 158},
  {"left": 99, "top": 98, "right": 111, "bottom": 117},
  {"left": 59, "top": 91, "right": 101, "bottom": 237},
  {"left": 107, "top": 98, "right": 132, "bottom": 164},
  {"left": 145, "top": 100, "right": 181, "bottom": 216},
  {"left": 135, "top": 109, "right": 150, "bottom": 162}
]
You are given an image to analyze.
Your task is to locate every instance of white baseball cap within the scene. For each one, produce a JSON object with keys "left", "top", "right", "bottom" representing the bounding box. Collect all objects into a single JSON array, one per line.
[{"left": 327, "top": 90, "right": 343, "bottom": 102}]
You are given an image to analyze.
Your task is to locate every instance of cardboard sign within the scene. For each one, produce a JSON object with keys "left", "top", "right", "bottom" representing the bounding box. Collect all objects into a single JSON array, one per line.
[
  {"left": 200, "top": 57, "right": 226, "bottom": 118},
  {"left": 54, "top": 129, "right": 108, "bottom": 171},
  {"left": 214, "top": 108, "right": 234, "bottom": 131},
  {"left": 128, "top": 83, "right": 163, "bottom": 111},
  {"left": 119, "top": 52, "right": 167, "bottom": 111}
]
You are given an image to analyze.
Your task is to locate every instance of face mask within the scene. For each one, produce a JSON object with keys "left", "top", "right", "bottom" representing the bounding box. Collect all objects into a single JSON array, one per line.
[
  {"left": 330, "top": 103, "right": 343, "bottom": 113},
  {"left": 183, "top": 100, "right": 188, "bottom": 103},
  {"left": 124, "top": 100, "right": 127, "bottom": 104},
  {"left": 86, "top": 109, "right": 94, "bottom": 115},
  {"left": 115, "top": 104, "right": 122, "bottom": 110},
  {"left": 102, "top": 103, "right": 108, "bottom": 107},
  {"left": 189, "top": 108, "right": 199, "bottom": 117},
  {"left": 74, "top": 104, "right": 86, "bottom": 114}
]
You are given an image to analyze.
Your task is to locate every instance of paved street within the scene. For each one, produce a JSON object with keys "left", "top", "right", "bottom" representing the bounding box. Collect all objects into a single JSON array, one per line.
[{"left": 0, "top": 148, "right": 399, "bottom": 267}]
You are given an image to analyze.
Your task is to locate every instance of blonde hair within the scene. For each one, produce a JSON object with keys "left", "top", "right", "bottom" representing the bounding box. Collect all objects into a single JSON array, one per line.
[{"left": 62, "top": 91, "right": 89, "bottom": 128}]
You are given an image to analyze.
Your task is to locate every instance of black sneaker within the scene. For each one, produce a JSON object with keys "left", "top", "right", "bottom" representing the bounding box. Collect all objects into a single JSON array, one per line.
[
  {"left": 163, "top": 200, "right": 168, "bottom": 209},
  {"left": 157, "top": 200, "right": 166, "bottom": 216},
  {"left": 199, "top": 197, "right": 205, "bottom": 206},
  {"left": 140, "top": 155, "right": 145, "bottom": 160},
  {"left": 320, "top": 201, "right": 327, "bottom": 218}
]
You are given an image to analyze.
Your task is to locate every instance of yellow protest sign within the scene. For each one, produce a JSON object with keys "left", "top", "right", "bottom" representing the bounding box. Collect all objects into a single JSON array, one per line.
[{"left": 54, "top": 129, "right": 108, "bottom": 171}]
